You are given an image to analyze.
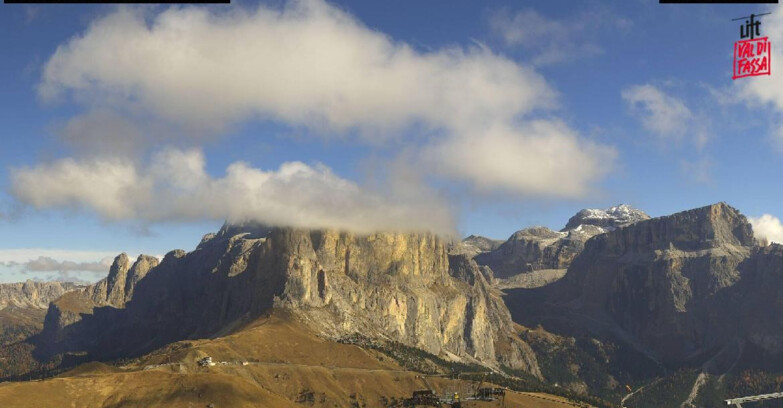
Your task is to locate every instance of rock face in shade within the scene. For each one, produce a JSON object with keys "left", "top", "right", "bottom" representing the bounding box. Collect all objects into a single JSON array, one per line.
[
  {"left": 42, "top": 254, "right": 159, "bottom": 345},
  {"left": 37, "top": 224, "right": 540, "bottom": 376},
  {"left": 507, "top": 203, "right": 766, "bottom": 368},
  {"left": 0, "top": 281, "right": 81, "bottom": 346}
]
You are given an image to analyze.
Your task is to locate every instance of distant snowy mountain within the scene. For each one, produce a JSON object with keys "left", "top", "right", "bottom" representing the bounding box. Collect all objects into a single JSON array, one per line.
[
  {"left": 562, "top": 204, "right": 649, "bottom": 231},
  {"left": 471, "top": 204, "right": 649, "bottom": 279}
]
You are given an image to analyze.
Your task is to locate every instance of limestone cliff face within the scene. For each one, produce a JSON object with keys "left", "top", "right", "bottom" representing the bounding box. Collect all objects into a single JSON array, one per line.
[
  {"left": 563, "top": 204, "right": 752, "bottom": 362},
  {"left": 88, "top": 253, "right": 130, "bottom": 308},
  {"left": 88, "top": 254, "right": 159, "bottom": 307},
  {"left": 271, "top": 229, "right": 537, "bottom": 372},
  {"left": 0, "top": 281, "right": 78, "bottom": 310},
  {"left": 508, "top": 203, "right": 761, "bottom": 367},
  {"left": 474, "top": 205, "right": 648, "bottom": 280},
  {"left": 0, "top": 281, "right": 80, "bottom": 346},
  {"left": 41, "top": 254, "right": 160, "bottom": 346},
  {"left": 712, "top": 244, "right": 783, "bottom": 356},
  {"left": 38, "top": 225, "right": 539, "bottom": 375}
]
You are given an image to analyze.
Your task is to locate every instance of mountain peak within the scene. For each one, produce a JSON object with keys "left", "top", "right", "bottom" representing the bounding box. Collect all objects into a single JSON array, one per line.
[
  {"left": 510, "top": 226, "right": 564, "bottom": 241},
  {"left": 582, "top": 202, "right": 754, "bottom": 254},
  {"left": 563, "top": 204, "right": 649, "bottom": 231}
]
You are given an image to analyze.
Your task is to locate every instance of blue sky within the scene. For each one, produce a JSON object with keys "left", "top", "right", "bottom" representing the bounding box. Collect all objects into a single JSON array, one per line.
[{"left": 1, "top": 0, "right": 782, "bottom": 282}]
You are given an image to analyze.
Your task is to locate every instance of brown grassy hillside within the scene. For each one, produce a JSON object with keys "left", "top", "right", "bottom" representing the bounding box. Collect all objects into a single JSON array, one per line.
[{"left": 0, "top": 313, "right": 589, "bottom": 408}]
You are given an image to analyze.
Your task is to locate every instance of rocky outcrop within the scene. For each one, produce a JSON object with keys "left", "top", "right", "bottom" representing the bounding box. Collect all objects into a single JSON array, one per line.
[
  {"left": 474, "top": 226, "right": 596, "bottom": 279},
  {"left": 88, "top": 253, "right": 130, "bottom": 308},
  {"left": 37, "top": 224, "right": 540, "bottom": 375},
  {"left": 123, "top": 255, "right": 159, "bottom": 301},
  {"left": 88, "top": 254, "right": 159, "bottom": 307},
  {"left": 450, "top": 235, "right": 504, "bottom": 258},
  {"left": 0, "top": 281, "right": 79, "bottom": 310}
]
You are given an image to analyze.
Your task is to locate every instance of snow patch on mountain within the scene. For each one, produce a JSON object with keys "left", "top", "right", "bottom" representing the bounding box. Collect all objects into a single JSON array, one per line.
[{"left": 563, "top": 204, "right": 650, "bottom": 232}]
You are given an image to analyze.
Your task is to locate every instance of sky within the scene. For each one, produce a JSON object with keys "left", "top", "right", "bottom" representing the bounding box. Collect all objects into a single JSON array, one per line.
[{"left": 1, "top": 0, "right": 783, "bottom": 282}]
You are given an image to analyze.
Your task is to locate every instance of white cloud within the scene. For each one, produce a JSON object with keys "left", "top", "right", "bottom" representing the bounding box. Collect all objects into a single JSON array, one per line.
[
  {"left": 0, "top": 249, "right": 119, "bottom": 263},
  {"left": 18, "top": 256, "right": 113, "bottom": 273},
  {"left": 11, "top": 148, "right": 456, "bottom": 235},
  {"left": 622, "top": 84, "right": 694, "bottom": 141},
  {"left": 12, "top": 156, "right": 143, "bottom": 219},
  {"left": 59, "top": 110, "right": 148, "bottom": 157},
  {"left": 489, "top": 8, "right": 631, "bottom": 66},
  {"left": 35, "top": 0, "right": 614, "bottom": 199},
  {"left": 422, "top": 121, "right": 616, "bottom": 197},
  {"left": 40, "top": 2, "right": 549, "bottom": 135},
  {"left": 0, "top": 250, "right": 120, "bottom": 283},
  {"left": 623, "top": 84, "right": 713, "bottom": 181},
  {"left": 749, "top": 214, "right": 783, "bottom": 245}
]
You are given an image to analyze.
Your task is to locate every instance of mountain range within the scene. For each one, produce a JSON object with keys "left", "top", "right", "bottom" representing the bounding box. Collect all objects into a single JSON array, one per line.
[{"left": 1, "top": 202, "right": 780, "bottom": 407}]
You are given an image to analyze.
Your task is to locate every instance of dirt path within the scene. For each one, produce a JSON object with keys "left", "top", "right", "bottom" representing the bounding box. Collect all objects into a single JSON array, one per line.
[
  {"left": 621, "top": 378, "right": 663, "bottom": 407},
  {"left": 681, "top": 372, "right": 708, "bottom": 408},
  {"left": 144, "top": 359, "right": 413, "bottom": 374}
]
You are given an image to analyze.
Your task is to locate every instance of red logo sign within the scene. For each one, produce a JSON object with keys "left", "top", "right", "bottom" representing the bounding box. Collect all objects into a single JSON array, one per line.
[{"left": 733, "top": 37, "right": 771, "bottom": 80}]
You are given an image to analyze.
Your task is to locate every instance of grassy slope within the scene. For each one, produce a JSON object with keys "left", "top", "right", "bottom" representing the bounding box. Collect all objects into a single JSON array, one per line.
[{"left": 0, "top": 313, "right": 590, "bottom": 408}]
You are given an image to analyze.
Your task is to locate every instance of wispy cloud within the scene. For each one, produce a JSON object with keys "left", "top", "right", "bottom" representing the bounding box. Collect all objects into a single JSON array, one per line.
[
  {"left": 0, "top": 249, "right": 119, "bottom": 264},
  {"left": 489, "top": 8, "right": 631, "bottom": 66},
  {"left": 0, "top": 249, "right": 119, "bottom": 283},
  {"left": 680, "top": 157, "right": 713, "bottom": 185},
  {"left": 622, "top": 84, "right": 694, "bottom": 141},
  {"left": 623, "top": 84, "right": 713, "bottom": 183},
  {"left": 15, "top": 256, "right": 112, "bottom": 273}
]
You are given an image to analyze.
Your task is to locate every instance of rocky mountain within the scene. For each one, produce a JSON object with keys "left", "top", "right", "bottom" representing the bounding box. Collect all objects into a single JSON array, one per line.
[
  {"left": 40, "top": 254, "right": 160, "bottom": 347},
  {"left": 550, "top": 203, "right": 753, "bottom": 362},
  {"left": 472, "top": 205, "right": 648, "bottom": 280},
  {"left": 34, "top": 224, "right": 540, "bottom": 377},
  {"left": 0, "top": 281, "right": 80, "bottom": 347},
  {"left": 449, "top": 235, "right": 503, "bottom": 258},
  {"left": 562, "top": 204, "right": 650, "bottom": 231},
  {"left": 11, "top": 201, "right": 783, "bottom": 407},
  {"left": 87, "top": 253, "right": 159, "bottom": 307},
  {"left": 504, "top": 203, "right": 783, "bottom": 404},
  {"left": 0, "top": 281, "right": 78, "bottom": 310}
]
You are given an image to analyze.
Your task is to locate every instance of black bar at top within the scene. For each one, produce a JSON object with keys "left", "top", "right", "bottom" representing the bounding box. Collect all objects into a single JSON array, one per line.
[
  {"left": 661, "top": 0, "right": 777, "bottom": 3},
  {"left": 5, "top": 0, "right": 229, "bottom": 3}
]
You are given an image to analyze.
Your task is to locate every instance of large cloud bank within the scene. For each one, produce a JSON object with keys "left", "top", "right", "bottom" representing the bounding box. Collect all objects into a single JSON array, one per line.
[{"left": 16, "top": 0, "right": 616, "bottom": 234}]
